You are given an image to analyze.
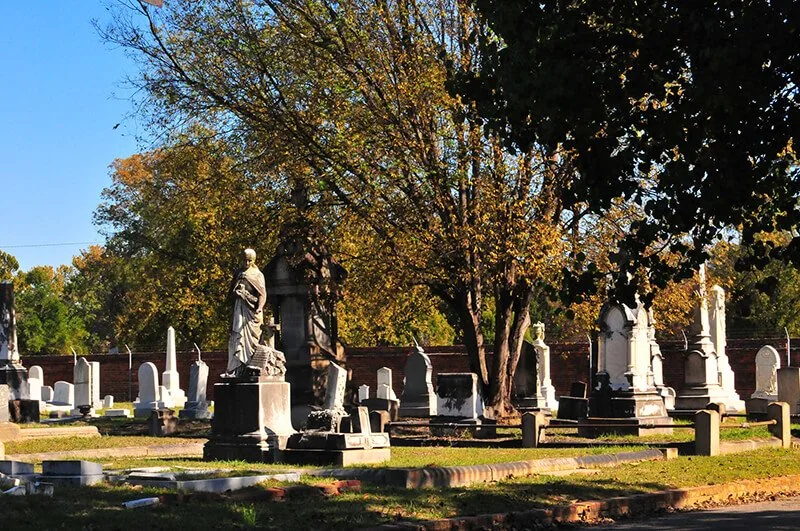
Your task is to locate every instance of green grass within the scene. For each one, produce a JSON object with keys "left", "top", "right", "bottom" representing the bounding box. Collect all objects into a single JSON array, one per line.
[
  {"left": 5, "top": 436, "right": 206, "bottom": 457},
  {"left": 1, "top": 447, "right": 799, "bottom": 529}
]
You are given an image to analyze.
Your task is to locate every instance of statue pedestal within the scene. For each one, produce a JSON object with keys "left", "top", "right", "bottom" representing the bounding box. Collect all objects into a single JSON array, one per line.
[
  {"left": 0, "top": 363, "right": 28, "bottom": 400},
  {"left": 203, "top": 377, "right": 294, "bottom": 463}
]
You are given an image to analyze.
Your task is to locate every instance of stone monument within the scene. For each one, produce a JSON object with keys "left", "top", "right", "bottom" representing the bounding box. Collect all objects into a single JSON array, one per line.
[
  {"left": 512, "top": 323, "right": 558, "bottom": 412},
  {"left": 204, "top": 248, "right": 295, "bottom": 462},
  {"left": 0, "top": 282, "right": 28, "bottom": 400},
  {"left": 134, "top": 362, "right": 162, "bottom": 418},
  {"left": 73, "top": 357, "right": 97, "bottom": 416},
  {"left": 589, "top": 296, "right": 672, "bottom": 435},
  {"left": 398, "top": 344, "right": 437, "bottom": 417},
  {"left": 162, "top": 326, "right": 187, "bottom": 408},
  {"left": 675, "top": 265, "right": 730, "bottom": 410},
  {"left": 709, "top": 285, "right": 745, "bottom": 411},
  {"left": 180, "top": 360, "right": 212, "bottom": 419},
  {"left": 264, "top": 237, "right": 347, "bottom": 428},
  {"left": 361, "top": 367, "right": 400, "bottom": 420},
  {"left": 648, "top": 310, "right": 675, "bottom": 410},
  {"left": 284, "top": 362, "right": 390, "bottom": 466},
  {"left": 747, "top": 345, "right": 781, "bottom": 416},
  {"left": 27, "top": 365, "right": 43, "bottom": 403}
]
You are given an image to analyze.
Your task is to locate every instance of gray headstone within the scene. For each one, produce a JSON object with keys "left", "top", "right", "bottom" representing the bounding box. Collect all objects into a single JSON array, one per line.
[
  {"left": 398, "top": 346, "right": 436, "bottom": 416},
  {"left": 73, "top": 357, "right": 92, "bottom": 408},
  {"left": 187, "top": 360, "right": 209, "bottom": 403},
  {"left": 90, "top": 361, "right": 101, "bottom": 409},
  {"left": 41, "top": 460, "right": 102, "bottom": 476},
  {"left": 322, "top": 362, "right": 347, "bottom": 412},
  {"left": 52, "top": 381, "right": 74, "bottom": 407},
  {"left": 41, "top": 385, "right": 53, "bottom": 402}
]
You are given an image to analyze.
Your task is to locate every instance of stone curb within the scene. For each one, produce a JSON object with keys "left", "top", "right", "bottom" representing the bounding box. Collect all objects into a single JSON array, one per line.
[
  {"left": 308, "top": 449, "right": 665, "bottom": 488},
  {"left": 368, "top": 473, "right": 800, "bottom": 530},
  {"left": 8, "top": 443, "right": 205, "bottom": 461}
]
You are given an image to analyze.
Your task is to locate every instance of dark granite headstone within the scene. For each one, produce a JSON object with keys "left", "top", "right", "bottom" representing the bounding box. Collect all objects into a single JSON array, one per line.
[{"left": 398, "top": 346, "right": 436, "bottom": 417}]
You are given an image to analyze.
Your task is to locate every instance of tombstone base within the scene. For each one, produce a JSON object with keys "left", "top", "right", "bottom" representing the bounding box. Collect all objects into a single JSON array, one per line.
[
  {"left": 283, "top": 447, "right": 390, "bottom": 466},
  {"left": 103, "top": 409, "right": 132, "bottom": 418},
  {"left": 556, "top": 396, "right": 589, "bottom": 420},
  {"left": 134, "top": 402, "right": 164, "bottom": 419},
  {"left": 9, "top": 400, "right": 40, "bottom": 423},
  {"left": 745, "top": 397, "right": 770, "bottom": 418},
  {"left": 578, "top": 416, "right": 674, "bottom": 437},
  {"left": 0, "top": 365, "right": 29, "bottom": 400},
  {"left": 179, "top": 402, "right": 213, "bottom": 420},
  {"left": 429, "top": 416, "right": 497, "bottom": 438},
  {"left": 284, "top": 431, "right": 390, "bottom": 465},
  {"left": 203, "top": 379, "right": 293, "bottom": 463},
  {"left": 360, "top": 398, "right": 399, "bottom": 421},
  {"left": 398, "top": 399, "right": 437, "bottom": 418},
  {"left": 674, "top": 384, "right": 731, "bottom": 411}
]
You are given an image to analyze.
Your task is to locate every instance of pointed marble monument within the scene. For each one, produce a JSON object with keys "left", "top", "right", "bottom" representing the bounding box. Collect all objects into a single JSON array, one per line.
[
  {"left": 647, "top": 310, "right": 675, "bottom": 410},
  {"left": 588, "top": 296, "right": 673, "bottom": 435},
  {"left": 162, "top": 327, "right": 187, "bottom": 408},
  {"left": 675, "top": 265, "right": 730, "bottom": 410},
  {"left": 512, "top": 322, "right": 558, "bottom": 412},
  {"left": 709, "top": 285, "right": 745, "bottom": 411}
]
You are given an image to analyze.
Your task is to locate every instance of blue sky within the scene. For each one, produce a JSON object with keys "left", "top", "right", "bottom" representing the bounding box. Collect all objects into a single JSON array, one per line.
[{"left": 0, "top": 2, "right": 143, "bottom": 271}]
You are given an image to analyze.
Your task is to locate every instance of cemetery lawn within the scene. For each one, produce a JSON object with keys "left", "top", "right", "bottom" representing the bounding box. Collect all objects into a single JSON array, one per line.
[
  {"left": 4, "top": 436, "right": 207, "bottom": 457},
  {"left": 1, "top": 447, "right": 799, "bottom": 529}
]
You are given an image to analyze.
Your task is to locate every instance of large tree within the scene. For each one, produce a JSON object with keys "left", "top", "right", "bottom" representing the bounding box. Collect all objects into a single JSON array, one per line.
[
  {"left": 101, "top": 0, "right": 622, "bottom": 413},
  {"left": 463, "top": 1, "right": 800, "bottom": 295}
]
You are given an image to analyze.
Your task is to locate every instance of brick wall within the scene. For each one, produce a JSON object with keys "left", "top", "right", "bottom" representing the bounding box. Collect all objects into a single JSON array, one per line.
[{"left": 22, "top": 338, "right": 799, "bottom": 403}]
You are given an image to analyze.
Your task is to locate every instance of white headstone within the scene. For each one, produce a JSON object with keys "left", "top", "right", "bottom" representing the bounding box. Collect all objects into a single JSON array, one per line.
[
  {"left": 752, "top": 345, "right": 781, "bottom": 400},
  {"left": 436, "top": 373, "right": 483, "bottom": 419},
  {"left": 358, "top": 384, "right": 370, "bottom": 402},
  {"left": 103, "top": 395, "right": 114, "bottom": 409},
  {"left": 135, "top": 362, "right": 160, "bottom": 416},
  {"left": 162, "top": 326, "right": 187, "bottom": 407},
  {"left": 376, "top": 367, "right": 397, "bottom": 400},
  {"left": 709, "top": 285, "right": 744, "bottom": 410},
  {"left": 52, "top": 381, "right": 74, "bottom": 407},
  {"left": 532, "top": 322, "right": 558, "bottom": 410},
  {"left": 159, "top": 385, "right": 175, "bottom": 408},
  {"left": 323, "top": 362, "right": 347, "bottom": 412},
  {"left": 27, "top": 377, "right": 42, "bottom": 402},
  {"left": 29, "top": 365, "right": 43, "bottom": 381},
  {"left": 90, "top": 361, "right": 101, "bottom": 409},
  {"left": 74, "top": 357, "right": 93, "bottom": 408},
  {"left": 597, "top": 300, "right": 652, "bottom": 391}
]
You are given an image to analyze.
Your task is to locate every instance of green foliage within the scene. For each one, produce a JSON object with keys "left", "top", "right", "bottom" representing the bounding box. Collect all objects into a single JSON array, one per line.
[
  {"left": 710, "top": 239, "right": 800, "bottom": 336},
  {"left": 15, "top": 265, "right": 88, "bottom": 355},
  {"left": 0, "top": 249, "right": 19, "bottom": 281},
  {"left": 85, "top": 129, "right": 281, "bottom": 350},
  {"left": 465, "top": 0, "right": 800, "bottom": 302}
]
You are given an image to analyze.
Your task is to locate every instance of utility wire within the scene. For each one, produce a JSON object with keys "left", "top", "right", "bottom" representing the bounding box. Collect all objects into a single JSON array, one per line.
[{"left": 0, "top": 241, "right": 101, "bottom": 249}]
